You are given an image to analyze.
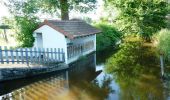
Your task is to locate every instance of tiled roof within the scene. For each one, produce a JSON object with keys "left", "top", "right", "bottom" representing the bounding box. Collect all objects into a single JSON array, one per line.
[{"left": 38, "top": 19, "right": 101, "bottom": 39}]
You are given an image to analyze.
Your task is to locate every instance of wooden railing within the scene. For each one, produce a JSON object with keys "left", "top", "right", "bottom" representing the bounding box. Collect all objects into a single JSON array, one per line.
[
  {"left": 0, "top": 46, "right": 65, "bottom": 65},
  {"left": 67, "top": 41, "right": 94, "bottom": 59}
]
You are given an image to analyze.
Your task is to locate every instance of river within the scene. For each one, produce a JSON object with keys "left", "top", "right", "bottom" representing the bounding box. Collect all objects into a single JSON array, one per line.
[{"left": 0, "top": 51, "right": 170, "bottom": 100}]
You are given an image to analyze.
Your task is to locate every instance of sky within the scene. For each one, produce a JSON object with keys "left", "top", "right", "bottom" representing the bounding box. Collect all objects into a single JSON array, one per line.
[
  {"left": 0, "top": 0, "right": 104, "bottom": 21},
  {"left": 0, "top": 1, "right": 10, "bottom": 20}
]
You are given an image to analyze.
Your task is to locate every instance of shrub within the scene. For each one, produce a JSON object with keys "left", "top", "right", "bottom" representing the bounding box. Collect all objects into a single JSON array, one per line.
[
  {"left": 94, "top": 23, "right": 122, "bottom": 51},
  {"left": 156, "top": 29, "right": 170, "bottom": 56}
]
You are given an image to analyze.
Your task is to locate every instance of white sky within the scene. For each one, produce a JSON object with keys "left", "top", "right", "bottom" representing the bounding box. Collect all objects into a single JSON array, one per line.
[
  {"left": 0, "top": 0, "right": 104, "bottom": 21},
  {"left": 0, "top": 1, "right": 11, "bottom": 20}
]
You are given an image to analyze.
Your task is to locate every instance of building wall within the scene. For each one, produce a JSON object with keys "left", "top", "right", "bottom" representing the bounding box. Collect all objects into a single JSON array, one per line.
[
  {"left": 67, "top": 34, "right": 96, "bottom": 51},
  {"left": 33, "top": 25, "right": 68, "bottom": 63},
  {"left": 66, "top": 34, "right": 96, "bottom": 64}
]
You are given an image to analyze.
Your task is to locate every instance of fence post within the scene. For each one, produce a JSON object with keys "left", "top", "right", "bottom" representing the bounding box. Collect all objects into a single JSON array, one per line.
[
  {"left": 58, "top": 48, "right": 61, "bottom": 62},
  {"left": 42, "top": 48, "right": 45, "bottom": 64},
  {"left": 46, "top": 48, "right": 49, "bottom": 65},
  {"left": 62, "top": 49, "right": 65, "bottom": 62},
  {"left": 54, "top": 48, "right": 57, "bottom": 62},
  {"left": 34, "top": 48, "right": 37, "bottom": 64},
  {"left": 0, "top": 46, "right": 4, "bottom": 64},
  {"left": 20, "top": 48, "right": 24, "bottom": 64},
  {"left": 38, "top": 48, "right": 41, "bottom": 64},
  {"left": 10, "top": 47, "right": 14, "bottom": 64},
  {"left": 25, "top": 48, "right": 29, "bottom": 66},
  {"left": 30, "top": 48, "right": 33, "bottom": 64},
  {"left": 16, "top": 49, "right": 19, "bottom": 64},
  {"left": 51, "top": 48, "right": 53, "bottom": 62},
  {"left": 4, "top": 46, "right": 9, "bottom": 64}
]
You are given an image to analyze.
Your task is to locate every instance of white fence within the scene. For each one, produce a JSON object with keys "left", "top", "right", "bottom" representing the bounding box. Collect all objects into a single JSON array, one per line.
[{"left": 0, "top": 46, "right": 65, "bottom": 65}]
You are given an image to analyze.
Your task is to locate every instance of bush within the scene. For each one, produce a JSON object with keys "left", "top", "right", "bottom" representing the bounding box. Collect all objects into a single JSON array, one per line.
[
  {"left": 15, "top": 16, "right": 39, "bottom": 47},
  {"left": 94, "top": 23, "right": 122, "bottom": 51},
  {"left": 156, "top": 29, "right": 170, "bottom": 56}
]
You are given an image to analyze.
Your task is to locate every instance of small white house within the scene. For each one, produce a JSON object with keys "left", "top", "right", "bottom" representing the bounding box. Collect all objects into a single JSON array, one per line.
[{"left": 33, "top": 19, "right": 101, "bottom": 64}]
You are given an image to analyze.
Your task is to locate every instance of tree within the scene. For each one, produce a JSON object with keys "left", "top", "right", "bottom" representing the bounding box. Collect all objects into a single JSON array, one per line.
[
  {"left": 105, "top": 0, "right": 168, "bottom": 41},
  {"left": 0, "top": 24, "right": 10, "bottom": 42},
  {"left": 4, "top": 0, "right": 39, "bottom": 47},
  {"left": 6, "top": 0, "right": 97, "bottom": 20},
  {"left": 38, "top": 0, "right": 97, "bottom": 20}
]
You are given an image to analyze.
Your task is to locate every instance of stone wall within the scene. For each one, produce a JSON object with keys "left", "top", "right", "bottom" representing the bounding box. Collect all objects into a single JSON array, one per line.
[{"left": 0, "top": 64, "right": 68, "bottom": 82}]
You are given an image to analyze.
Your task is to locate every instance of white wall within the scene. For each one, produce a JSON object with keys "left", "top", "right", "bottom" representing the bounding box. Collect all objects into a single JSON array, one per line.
[
  {"left": 67, "top": 34, "right": 96, "bottom": 51},
  {"left": 33, "top": 25, "right": 68, "bottom": 63},
  {"left": 66, "top": 34, "right": 96, "bottom": 64}
]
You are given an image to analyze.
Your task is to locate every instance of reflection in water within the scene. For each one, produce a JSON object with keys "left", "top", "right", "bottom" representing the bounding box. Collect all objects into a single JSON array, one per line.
[
  {"left": 105, "top": 41, "right": 170, "bottom": 100},
  {"left": 1, "top": 50, "right": 170, "bottom": 100},
  {"left": 0, "top": 53, "right": 112, "bottom": 100},
  {"left": 0, "top": 72, "right": 69, "bottom": 100}
]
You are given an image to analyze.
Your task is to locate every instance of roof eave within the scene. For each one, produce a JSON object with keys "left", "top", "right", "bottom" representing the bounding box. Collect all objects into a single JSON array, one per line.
[
  {"left": 73, "top": 31, "right": 102, "bottom": 39},
  {"left": 37, "top": 20, "right": 74, "bottom": 39}
]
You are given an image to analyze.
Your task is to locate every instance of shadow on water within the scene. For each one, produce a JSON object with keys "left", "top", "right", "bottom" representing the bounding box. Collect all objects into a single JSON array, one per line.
[
  {"left": 96, "top": 47, "right": 117, "bottom": 64},
  {"left": 0, "top": 52, "right": 113, "bottom": 100}
]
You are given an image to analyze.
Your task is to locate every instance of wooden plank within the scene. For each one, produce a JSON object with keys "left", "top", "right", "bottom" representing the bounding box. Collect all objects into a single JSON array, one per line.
[
  {"left": 4, "top": 46, "right": 9, "bottom": 64},
  {"left": 25, "top": 48, "right": 29, "bottom": 66},
  {"left": 58, "top": 48, "right": 61, "bottom": 61},
  {"left": 30, "top": 48, "right": 33, "bottom": 64},
  {"left": 38, "top": 48, "right": 41, "bottom": 64},
  {"left": 61, "top": 48, "right": 65, "bottom": 62},
  {"left": 41, "top": 48, "right": 45, "bottom": 64},
  {"left": 0, "top": 46, "right": 4, "bottom": 64},
  {"left": 10, "top": 47, "right": 14, "bottom": 64},
  {"left": 16, "top": 49, "right": 19, "bottom": 64},
  {"left": 34, "top": 48, "right": 37, "bottom": 63},
  {"left": 54, "top": 48, "right": 57, "bottom": 62},
  {"left": 20, "top": 48, "right": 24, "bottom": 64},
  {"left": 51, "top": 48, "right": 53, "bottom": 62},
  {"left": 46, "top": 48, "right": 49, "bottom": 64}
]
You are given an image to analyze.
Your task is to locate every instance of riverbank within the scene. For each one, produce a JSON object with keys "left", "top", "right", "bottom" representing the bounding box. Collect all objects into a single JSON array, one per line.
[{"left": 0, "top": 63, "right": 68, "bottom": 82}]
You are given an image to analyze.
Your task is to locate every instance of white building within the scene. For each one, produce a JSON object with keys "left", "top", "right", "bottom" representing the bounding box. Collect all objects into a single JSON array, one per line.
[{"left": 33, "top": 19, "right": 101, "bottom": 64}]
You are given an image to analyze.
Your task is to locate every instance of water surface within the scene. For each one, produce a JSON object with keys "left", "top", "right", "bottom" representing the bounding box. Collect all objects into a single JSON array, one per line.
[{"left": 0, "top": 52, "right": 170, "bottom": 100}]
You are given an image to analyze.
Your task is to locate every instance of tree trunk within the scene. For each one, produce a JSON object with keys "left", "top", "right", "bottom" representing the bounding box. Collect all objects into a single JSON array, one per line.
[{"left": 60, "top": 0, "right": 69, "bottom": 20}]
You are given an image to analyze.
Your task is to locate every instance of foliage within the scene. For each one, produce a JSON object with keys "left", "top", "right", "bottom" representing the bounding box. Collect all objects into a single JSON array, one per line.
[
  {"left": 15, "top": 16, "right": 39, "bottom": 47},
  {"left": 105, "top": 35, "right": 158, "bottom": 76},
  {"left": 105, "top": 0, "right": 168, "bottom": 41},
  {"left": 38, "top": 0, "right": 97, "bottom": 13},
  {"left": 156, "top": 29, "right": 170, "bottom": 56},
  {"left": 94, "top": 23, "right": 122, "bottom": 51},
  {"left": 6, "top": 0, "right": 39, "bottom": 47},
  {"left": 6, "top": 0, "right": 97, "bottom": 20}
]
